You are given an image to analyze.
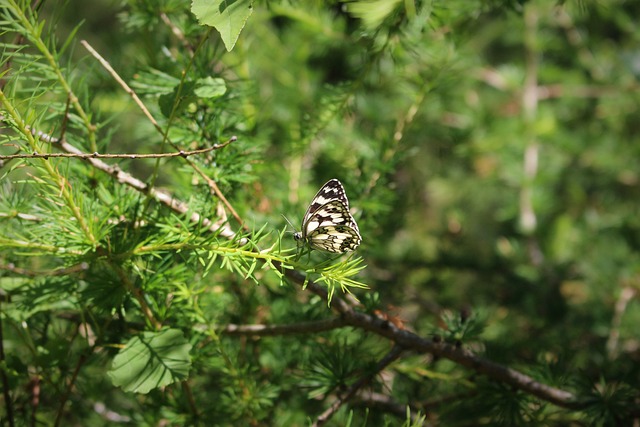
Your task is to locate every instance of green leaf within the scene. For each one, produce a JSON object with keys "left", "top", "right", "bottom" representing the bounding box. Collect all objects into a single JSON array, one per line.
[
  {"left": 108, "top": 328, "right": 192, "bottom": 394},
  {"left": 159, "top": 81, "right": 198, "bottom": 118},
  {"left": 192, "top": 0, "right": 254, "bottom": 51},
  {"left": 344, "top": 0, "right": 402, "bottom": 30},
  {"left": 195, "top": 77, "right": 227, "bottom": 98}
]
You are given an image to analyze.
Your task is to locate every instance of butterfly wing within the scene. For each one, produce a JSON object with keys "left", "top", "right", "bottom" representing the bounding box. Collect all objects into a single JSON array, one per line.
[
  {"left": 307, "top": 224, "right": 362, "bottom": 252},
  {"left": 302, "top": 179, "right": 351, "bottom": 226},
  {"left": 296, "top": 179, "right": 361, "bottom": 253},
  {"left": 304, "top": 199, "right": 362, "bottom": 252}
]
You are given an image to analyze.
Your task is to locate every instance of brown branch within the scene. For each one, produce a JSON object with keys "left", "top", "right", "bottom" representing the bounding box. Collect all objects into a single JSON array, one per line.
[
  {"left": 0, "top": 139, "right": 235, "bottom": 160},
  {"left": 312, "top": 345, "right": 405, "bottom": 427},
  {"left": 181, "top": 381, "right": 199, "bottom": 419},
  {"left": 221, "top": 317, "right": 349, "bottom": 336},
  {"left": 160, "top": 12, "right": 195, "bottom": 57},
  {"left": 606, "top": 285, "right": 637, "bottom": 360},
  {"left": 290, "top": 271, "right": 582, "bottom": 410},
  {"left": 80, "top": 40, "right": 161, "bottom": 135},
  {"left": 54, "top": 353, "right": 87, "bottom": 427},
  {"left": 215, "top": 262, "right": 584, "bottom": 413},
  {"left": 112, "top": 263, "right": 162, "bottom": 331},
  {"left": 0, "top": 262, "right": 89, "bottom": 277}
]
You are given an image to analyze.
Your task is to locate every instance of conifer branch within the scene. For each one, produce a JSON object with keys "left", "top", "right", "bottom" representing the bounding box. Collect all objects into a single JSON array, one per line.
[
  {"left": 313, "top": 345, "right": 405, "bottom": 427},
  {"left": 4, "top": 122, "right": 238, "bottom": 239},
  {"left": 0, "top": 89, "right": 98, "bottom": 247},
  {"left": 298, "top": 276, "right": 583, "bottom": 410}
]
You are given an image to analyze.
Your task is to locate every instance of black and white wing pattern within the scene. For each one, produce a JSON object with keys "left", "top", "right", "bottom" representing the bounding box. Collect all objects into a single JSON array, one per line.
[{"left": 293, "top": 179, "right": 362, "bottom": 253}]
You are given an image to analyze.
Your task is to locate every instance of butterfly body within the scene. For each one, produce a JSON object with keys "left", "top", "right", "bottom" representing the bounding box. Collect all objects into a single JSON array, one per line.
[{"left": 294, "top": 179, "right": 361, "bottom": 253}]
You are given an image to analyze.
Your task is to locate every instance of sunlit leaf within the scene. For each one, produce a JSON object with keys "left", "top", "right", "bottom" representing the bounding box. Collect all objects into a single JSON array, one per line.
[
  {"left": 192, "top": 0, "right": 254, "bottom": 51},
  {"left": 108, "top": 328, "right": 192, "bottom": 394},
  {"left": 195, "top": 77, "right": 227, "bottom": 98}
]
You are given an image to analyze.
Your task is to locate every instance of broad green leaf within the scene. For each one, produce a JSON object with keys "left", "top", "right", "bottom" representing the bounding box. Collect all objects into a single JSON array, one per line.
[
  {"left": 195, "top": 77, "right": 227, "bottom": 98},
  {"left": 192, "top": 0, "right": 254, "bottom": 51},
  {"left": 159, "top": 81, "right": 198, "bottom": 118},
  {"left": 108, "top": 328, "right": 192, "bottom": 394}
]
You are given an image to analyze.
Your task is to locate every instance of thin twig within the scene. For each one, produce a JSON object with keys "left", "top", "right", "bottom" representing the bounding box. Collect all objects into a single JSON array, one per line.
[
  {"left": 181, "top": 381, "right": 199, "bottom": 419},
  {"left": 0, "top": 139, "right": 235, "bottom": 161},
  {"left": 54, "top": 354, "right": 87, "bottom": 427},
  {"left": 160, "top": 12, "right": 195, "bottom": 56},
  {"left": 0, "top": 262, "right": 89, "bottom": 277},
  {"left": 220, "top": 317, "right": 349, "bottom": 336},
  {"left": 519, "top": 4, "right": 539, "bottom": 237},
  {"left": 113, "top": 264, "right": 162, "bottom": 331},
  {"left": 0, "top": 212, "right": 40, "bottom": 221},
  {"left": 606, "top": 286, "right": 637, "bottom": 360},
  {"left": 1, "top": 116, "right": 238, "bottom": 238},
  {"left": 80, "top": 40, "right": 161, "bottom": 134}
]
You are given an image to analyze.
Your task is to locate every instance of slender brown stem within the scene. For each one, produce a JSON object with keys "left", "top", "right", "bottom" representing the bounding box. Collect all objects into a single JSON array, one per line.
[
  {"left": 221, "top": 317, "right": 349, "bottom": 336},
  {"left": 54, "top": 354, "right": 87, "bottom": 427},
  {"left": 0, "top": 138, "right": 235, "bottom": 161}
]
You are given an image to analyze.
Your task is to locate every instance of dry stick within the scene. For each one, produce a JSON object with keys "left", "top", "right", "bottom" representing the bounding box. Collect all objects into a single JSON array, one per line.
[
  {"left": 0, "top": 211, "right": 40, "bottom": 221},
  {"left": 606, "top": 286, "right": 637, "bottom": 360},
  {"left": 0, "top": 141, "right": 235, "bottom": 161},
  {"left": 80, "top": 38, "right": 228, "bottom": 422},
  {"left": 312, "top": 345, "right": 405, "bottom": 427},
  {"left": 160, "top": 12, "right": 195, "bottom": 56},
  {"left": 80, "top": 40, "right": 246, "bottom": 230},
  {"left": 0, "top": 262, "right": 88, "bottom": 277},
  {"left": 221, "top": 317, "right": 348, "bottom": 336},
  {"left": 520, "top": 4, "right": 539, "bottom": 237}
]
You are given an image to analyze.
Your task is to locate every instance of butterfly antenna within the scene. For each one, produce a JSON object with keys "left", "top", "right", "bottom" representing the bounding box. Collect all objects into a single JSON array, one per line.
[{"left": 281, "top": 214, "right": 297, "bottom": 234}]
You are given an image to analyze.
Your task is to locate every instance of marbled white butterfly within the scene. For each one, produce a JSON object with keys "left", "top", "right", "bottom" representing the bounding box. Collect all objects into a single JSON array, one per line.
[{"left": 294, "top": 179, "right": 362, "bottom": 253}]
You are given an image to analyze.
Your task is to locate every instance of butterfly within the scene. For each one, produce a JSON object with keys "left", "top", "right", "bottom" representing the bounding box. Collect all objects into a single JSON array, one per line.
[{"left": 293, "top": 179, "right": 362, "bottom": 253}]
